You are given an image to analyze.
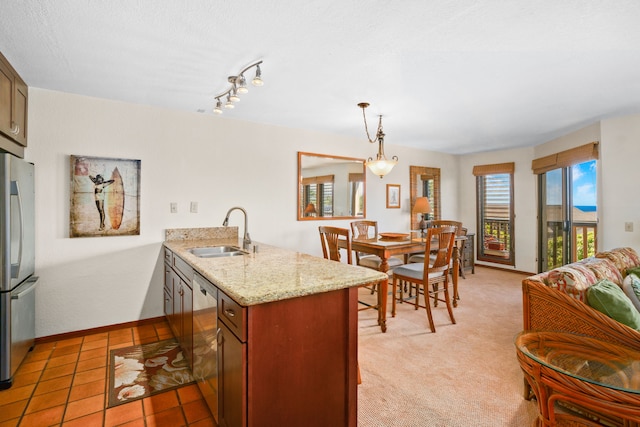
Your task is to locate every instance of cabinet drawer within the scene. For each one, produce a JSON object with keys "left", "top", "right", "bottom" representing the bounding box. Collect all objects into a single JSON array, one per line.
[
  {"left": 164, "top": 247, "right": 173, "bottom": 264},
  {"left": 218, "top": 291, "right": 247, "bottom": 342},
  {"left": 172, "top": 254, "right": 193, "bottom": 285}
]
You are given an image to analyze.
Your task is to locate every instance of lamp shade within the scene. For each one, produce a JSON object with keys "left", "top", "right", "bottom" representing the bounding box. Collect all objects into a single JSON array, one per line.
[
  {"left": 304, "top": 203, "right": 317, "bottom": 215},
  {"left": 366, "top": 158, "right": 397, "bottom": 178},
  {"left": 413, "top": 197, "right": 431, "bottom": 214}
]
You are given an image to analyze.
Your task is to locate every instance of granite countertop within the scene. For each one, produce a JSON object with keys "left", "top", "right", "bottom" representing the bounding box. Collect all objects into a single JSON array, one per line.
[{"left": 164, "top": 228, "right": 387, "bottom": 307}]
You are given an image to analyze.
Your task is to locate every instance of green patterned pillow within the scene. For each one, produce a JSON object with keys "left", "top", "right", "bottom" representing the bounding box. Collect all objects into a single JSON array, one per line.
[
  {"left": 626, "top": 266, "right": 640, "bottom": 277},
  {"left": 587, "top": 279, "right": 640, "bottom": 330}
]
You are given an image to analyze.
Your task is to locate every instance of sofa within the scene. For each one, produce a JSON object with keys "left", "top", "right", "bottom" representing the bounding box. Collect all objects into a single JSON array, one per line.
[{"left": 521, "top": 247, "right": 640, "bottom": 425}]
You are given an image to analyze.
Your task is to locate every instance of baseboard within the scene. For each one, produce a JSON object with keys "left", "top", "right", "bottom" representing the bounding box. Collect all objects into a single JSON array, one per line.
[
  {"left": 35, "top": 316, "right": 166, "bottom": 344},
  {"left": 474, "top": 264, "right": 535, "bottom": 277}
]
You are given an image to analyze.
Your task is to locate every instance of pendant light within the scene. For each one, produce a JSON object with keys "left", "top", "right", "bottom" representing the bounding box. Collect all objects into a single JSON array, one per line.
[{"left": 357, "top": 102, "right": 398, "bottom": 178}]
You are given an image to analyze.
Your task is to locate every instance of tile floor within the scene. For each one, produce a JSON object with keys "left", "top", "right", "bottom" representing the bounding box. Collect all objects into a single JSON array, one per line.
[{"left": 0, "top": 318, "right": 216, "bottom": 427}]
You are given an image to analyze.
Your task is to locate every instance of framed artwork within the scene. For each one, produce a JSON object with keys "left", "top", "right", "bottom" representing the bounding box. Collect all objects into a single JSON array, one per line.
[
  {"left": 386, "top": 184, "right": 400, "bottom": 209},
  {"left": 70, "top": 155, "right": 141, "bottom": 237}
]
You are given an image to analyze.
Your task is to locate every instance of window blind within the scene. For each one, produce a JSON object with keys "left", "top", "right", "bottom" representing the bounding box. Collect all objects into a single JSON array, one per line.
[{"left": 531, "top": 142, "right": 599, "bottom": 175}]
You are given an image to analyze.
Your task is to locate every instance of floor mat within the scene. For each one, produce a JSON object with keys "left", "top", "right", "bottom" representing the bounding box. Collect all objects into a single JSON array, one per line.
[{"left": 108, "top": 338, "right": 195, "bottom": 407}]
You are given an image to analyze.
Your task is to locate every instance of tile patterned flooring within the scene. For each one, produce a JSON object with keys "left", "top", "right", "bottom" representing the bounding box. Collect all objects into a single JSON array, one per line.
[{"left": 0, "top": 319, "right": 216, "bottom": 427}]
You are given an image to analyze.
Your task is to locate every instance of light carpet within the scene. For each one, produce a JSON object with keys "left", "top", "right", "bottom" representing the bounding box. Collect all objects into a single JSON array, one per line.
[{"left": 357, "top": 267, "right": 539, "bottom": 427}]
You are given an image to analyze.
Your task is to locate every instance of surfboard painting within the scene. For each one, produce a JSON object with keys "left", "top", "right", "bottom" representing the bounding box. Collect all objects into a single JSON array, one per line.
[
  {"left": 107, "top": 167, "right": 125, "bottom": 230},
  {"left": 69, "top": 155, "right": 141, "bottom": 237}
]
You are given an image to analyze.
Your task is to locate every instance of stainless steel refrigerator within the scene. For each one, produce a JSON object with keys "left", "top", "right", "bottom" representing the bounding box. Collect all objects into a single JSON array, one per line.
[{"left": 0, "top": 152, "right": 37, "bottom": 390}]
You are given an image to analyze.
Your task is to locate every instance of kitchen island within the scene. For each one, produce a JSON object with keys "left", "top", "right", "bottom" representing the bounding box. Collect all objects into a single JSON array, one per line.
[{"left": 163, "top": 227, "right": 387, "bottom": 427}]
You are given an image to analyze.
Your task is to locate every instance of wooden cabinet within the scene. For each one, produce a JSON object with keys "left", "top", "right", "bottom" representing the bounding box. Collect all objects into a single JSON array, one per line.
[
  {"left": 0, "top": 52, "right": 27, "bottom": 157},
  {"left": 461, "top": 233, "right": 475, "bottom": 275},
  {"left": 164, "top": 249, "right": 193, "bottom": 367}
]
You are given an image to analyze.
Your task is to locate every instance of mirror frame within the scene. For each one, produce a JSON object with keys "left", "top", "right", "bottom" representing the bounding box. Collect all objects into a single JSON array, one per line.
[
  {"left": 409, "top": 165, "right": 441, "bottom": 230},
  {"left": 297, "top": 152, "right": 366, "bottom": 221}
]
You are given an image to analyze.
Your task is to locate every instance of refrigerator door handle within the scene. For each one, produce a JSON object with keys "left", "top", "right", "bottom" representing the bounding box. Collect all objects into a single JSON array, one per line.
[
  {"left": 11, "top": 276, "right": 38, "bottom": 300},
  {"left": 10, "top": 180, "right": 23, "bottom": 279}
]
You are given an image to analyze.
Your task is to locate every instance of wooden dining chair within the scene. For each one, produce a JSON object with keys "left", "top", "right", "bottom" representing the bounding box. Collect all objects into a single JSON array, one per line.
[
  {"left": 391, "top": 225, "right": 457, "bottom": 333},
  {"left": 318, "top": 225, "right": 382, "bottom": 314},
  {"left": 319, "top": 225, "right": 352, "bottom": 264},
  {"left": 408, "top": 220, "right": 464, "bottom": 304},
  {"left": 350, "top": 220, "right": 404, "bottom": 272}
]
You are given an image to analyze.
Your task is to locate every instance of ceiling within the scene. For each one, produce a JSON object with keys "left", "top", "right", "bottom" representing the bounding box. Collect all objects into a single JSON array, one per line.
[{"left": 2, "top": 0, "right": 640, "bottom": 155}]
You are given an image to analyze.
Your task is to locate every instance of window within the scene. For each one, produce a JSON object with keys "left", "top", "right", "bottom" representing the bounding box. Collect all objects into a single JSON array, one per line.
[
  {"left": 473, "top": 163, "right": 515, "bottom": 265},
  {"left": 302, "top": 174, "right": 334, "bottom": 217},
  {"left": 533, "top": 142, "right": 598, "bottom": 271}
]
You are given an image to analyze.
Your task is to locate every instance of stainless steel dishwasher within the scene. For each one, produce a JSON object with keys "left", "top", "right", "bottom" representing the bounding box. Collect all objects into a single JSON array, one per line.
[{"left": 192, "top": 272, "right": 219, "bottom": 422}]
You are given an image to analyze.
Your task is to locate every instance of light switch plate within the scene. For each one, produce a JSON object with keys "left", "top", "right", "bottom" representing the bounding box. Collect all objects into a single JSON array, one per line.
[
  {"left": 625, "top": 221, "right": 634, "bottom": 232},
  {"left": 170, "top": 202, "right": 178, "bottom": 213},
  {"left": 190, "top": 201, "right": 198, "bottom": 213}
]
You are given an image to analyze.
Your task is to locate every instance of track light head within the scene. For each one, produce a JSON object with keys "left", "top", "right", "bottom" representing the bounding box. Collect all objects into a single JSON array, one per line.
[
  {"left": 252, "top": 65, "right": 263, "bottom": 87},
  {"left": 237, "top": 75, "right": 249, "bottom": 94},
  {"left": 213, "top": 99, "right": 223, "bottom": 114}
]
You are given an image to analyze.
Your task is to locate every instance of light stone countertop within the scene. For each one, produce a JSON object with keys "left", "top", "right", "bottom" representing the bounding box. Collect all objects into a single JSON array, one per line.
[{"left": 163, "top": 228, "right": 387, "bottom": 307}]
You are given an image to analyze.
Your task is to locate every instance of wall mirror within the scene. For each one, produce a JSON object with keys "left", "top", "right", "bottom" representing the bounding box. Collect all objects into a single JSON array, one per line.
[
  {"left": 409, "top": 165, "right": 441, "bottom": 229},
  {"left": 298, "top": 152, "right": 366, "bottom": 220}
]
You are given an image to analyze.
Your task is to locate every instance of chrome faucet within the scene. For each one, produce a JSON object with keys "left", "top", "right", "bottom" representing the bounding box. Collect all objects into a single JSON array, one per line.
[{"left": 222, "top": 206, "right": 252, "bottom": 250}]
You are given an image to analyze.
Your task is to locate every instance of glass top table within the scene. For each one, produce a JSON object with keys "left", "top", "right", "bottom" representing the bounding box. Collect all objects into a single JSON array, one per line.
[{"left": 515, "top": 331, "right": 640, "bottom": 426}]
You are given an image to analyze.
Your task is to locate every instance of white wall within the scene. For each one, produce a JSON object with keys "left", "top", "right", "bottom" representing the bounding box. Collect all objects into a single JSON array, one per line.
[
  {"left": 26, "top": 88, "right": 458, "bottom": 337},
  {"left": 599, "top": 115, "right": 640, "bottom": 250}
]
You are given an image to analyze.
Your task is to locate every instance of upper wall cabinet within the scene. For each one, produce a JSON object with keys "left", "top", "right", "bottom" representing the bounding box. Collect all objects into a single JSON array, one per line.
[{"left": 0, "top": 51, "right": 28, "bottom": 157}]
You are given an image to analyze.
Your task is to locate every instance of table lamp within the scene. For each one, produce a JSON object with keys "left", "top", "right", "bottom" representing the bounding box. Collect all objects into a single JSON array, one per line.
[
  {"left": 304, "top": 203, "right": 317, "bottom": 217},
  {"left": 413, "top": 197, "right": 432, "bottom": 237}
]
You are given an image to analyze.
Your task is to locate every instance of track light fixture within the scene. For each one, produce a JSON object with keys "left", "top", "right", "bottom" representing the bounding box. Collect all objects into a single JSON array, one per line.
[
  {"left": 213, "top": 60, "right": 263, "bottom": 115},
  {"left": 357, "top": 102, "right": 398, "bottom": 178}
]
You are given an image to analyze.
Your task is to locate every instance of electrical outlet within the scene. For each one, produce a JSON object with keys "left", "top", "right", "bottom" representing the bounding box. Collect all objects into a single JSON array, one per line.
[
  {"left": 625, "top": 221, "right": 634, "bottom": 232},
  {"left": 170, "top": 202, "right": 178, "bottom": 213},
  {"left": 190, "top": 201, "right": 198, "bottom": 213}
]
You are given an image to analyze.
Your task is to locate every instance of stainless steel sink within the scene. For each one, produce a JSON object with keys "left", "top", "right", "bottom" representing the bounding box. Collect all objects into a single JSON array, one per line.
[{"left": 188, "top": 246, "right": 246, "bottom": 258}]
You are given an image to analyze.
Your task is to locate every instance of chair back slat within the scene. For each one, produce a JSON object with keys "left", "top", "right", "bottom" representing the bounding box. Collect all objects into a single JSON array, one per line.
[
  {"left": 429, "top": 220, "right": 464, "bottom": 236},
  {"left": 319, "top": 226, "right": 352, "bottom": 264},
  {"left": 424, "top": 225, "right": 457, "bottom": 277},
  {"left": 350, "top": 220, "right": 378, "bottom": 239}
]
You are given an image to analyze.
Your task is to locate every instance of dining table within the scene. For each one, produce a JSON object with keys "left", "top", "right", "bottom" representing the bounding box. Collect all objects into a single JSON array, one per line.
[{"left": 340, "top": 231, "right": 465, "bottom": 332}]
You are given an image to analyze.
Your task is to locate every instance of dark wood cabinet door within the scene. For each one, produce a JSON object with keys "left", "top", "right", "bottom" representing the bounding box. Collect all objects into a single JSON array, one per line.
[
  {"left": 217, "top": 320, "right": 246, "bottom": 427},
  {"left": 0, "top": 59, "right": 13, "bottom": 137},
  {"left": 163, "top": 264, "right": 174, "bottom": 317},
  {"left": 12, "top": 78, "right": 27, "bottom": 146},
  {"left": 0, "top": 52, "right": 28, "bottom": 150},
  {"left": 182, "top": 281, "right": 193, "bottom": 367}
]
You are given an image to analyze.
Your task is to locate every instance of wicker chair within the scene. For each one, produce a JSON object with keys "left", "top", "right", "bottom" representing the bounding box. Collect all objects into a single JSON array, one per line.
[{"left": 391, "top": 225, "right": 457, "bottom": 332}]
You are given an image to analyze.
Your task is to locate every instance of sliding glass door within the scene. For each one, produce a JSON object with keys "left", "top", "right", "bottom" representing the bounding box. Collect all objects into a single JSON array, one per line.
[{"left": 538, "top": 160, "right": 597, "bottom": 271}]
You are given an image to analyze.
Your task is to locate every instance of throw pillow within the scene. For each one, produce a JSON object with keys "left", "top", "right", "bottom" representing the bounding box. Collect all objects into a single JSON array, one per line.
[
  {"left": 626, "top": 266, "right": 640, "bottom": 278},
  {"left": 622, "top": 273, "right": 640, "bottom": 312},
  {"left": 586, "top": 279, "right": 640, "bottom": 330}
]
